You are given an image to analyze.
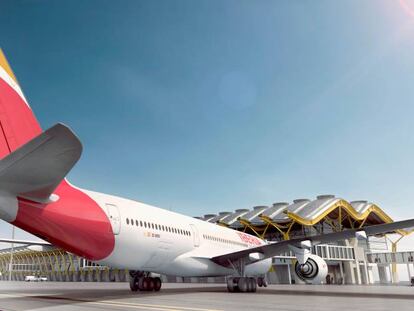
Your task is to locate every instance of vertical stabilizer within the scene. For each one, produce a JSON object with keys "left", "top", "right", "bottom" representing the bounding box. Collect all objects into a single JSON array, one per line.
[{"left": 0, "top": 49, "right": 42, "bottom": 159}]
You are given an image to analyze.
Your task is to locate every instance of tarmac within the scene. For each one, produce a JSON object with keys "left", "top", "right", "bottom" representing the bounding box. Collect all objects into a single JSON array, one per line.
[{"left": 0, "top": 282, "right": 413, "bottom": 311}]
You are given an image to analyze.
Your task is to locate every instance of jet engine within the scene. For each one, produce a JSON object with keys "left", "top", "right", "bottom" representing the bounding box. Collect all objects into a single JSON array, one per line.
[{"left": 294, "top": 254, "right": 328, "bottom": 284}]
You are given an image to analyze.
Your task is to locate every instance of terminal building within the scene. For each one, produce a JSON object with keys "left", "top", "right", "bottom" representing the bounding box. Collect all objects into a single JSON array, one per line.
[{"left": 0, "top": 195, "right": 413, "bottom": 285}]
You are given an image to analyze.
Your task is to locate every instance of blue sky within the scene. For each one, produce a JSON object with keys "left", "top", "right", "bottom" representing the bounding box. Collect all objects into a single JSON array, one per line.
[{"left": 1, "top": 0, "right": 414, "bottom": 247}]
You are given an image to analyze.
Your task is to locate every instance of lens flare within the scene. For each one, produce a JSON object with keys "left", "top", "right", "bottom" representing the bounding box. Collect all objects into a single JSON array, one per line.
[{"left": 400, "top": 0, "right": 414, "bottom": 18}]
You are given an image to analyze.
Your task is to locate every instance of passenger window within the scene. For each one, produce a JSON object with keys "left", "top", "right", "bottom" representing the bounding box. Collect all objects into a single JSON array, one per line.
[
  {"left": 135, "top": 220, "right": 139, "bottom": 226},
  {"left": 126, "top": 218, "right": 129, "bottom": 225},
  {"left": 144, "top": 222, "right": 147, "bottom": 228},
  {"left": 140, "top": 221, "right": 143, "bottom": 227}
]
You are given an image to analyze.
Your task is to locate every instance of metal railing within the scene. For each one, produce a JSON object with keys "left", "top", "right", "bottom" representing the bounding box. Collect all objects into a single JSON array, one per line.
[
  {"left": 273, "top": 244, "right": 355, "bottom": 261},
  {"left": 367, "top": 251, "right": 414, "bottom": 264}
]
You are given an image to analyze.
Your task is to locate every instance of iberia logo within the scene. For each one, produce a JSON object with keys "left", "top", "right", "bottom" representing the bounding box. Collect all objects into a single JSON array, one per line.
[{"left": 237, "top": 232, "right": 261, "bottom": 246}]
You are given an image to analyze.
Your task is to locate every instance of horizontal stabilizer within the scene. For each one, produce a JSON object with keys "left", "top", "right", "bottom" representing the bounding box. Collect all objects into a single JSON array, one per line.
[
  {"left": 0, "top": 238, "right": 51, "bottom": 246},
  {"left": 0, "top": 123, "right": 82, "bottom": 202}
]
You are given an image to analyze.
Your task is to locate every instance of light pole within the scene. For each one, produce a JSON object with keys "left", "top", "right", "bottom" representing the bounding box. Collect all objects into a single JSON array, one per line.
[{"left": 8, "top": 225, "right": 15, "bottom": 281}]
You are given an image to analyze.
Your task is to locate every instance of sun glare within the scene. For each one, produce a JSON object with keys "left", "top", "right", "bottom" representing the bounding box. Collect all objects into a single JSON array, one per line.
[{"left": 400, "top": 0, "right": 414, "bottom": 18}]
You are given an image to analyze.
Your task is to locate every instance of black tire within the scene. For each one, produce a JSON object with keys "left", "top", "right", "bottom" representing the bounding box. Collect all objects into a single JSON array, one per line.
[
  {"left": 227, "top": 278, "right": 235, "bottom": 293},
  {"left": 249, "top": 278, "right": 257, "bottom": 292},
  {"left": 246, "top": 278, "right": 253, "bottom": 292},
  {"left": 129, "top": 276, "right": 138, "bottom": 292},
  {"left": 153, "top": 277, "right": 162, "bottom": 291},
  {"left": 238, "top": 277, "right": 248, "bottom": 292},
  {"left": 148, "top": 277, "right": 155, "bottom": 291},
  {"left": 257, "top": 277, "right": 263, "bottom": 287},
  {"left": 139, "top": 277, "right": 148, "bottom": 291},
  {"left": 233, "top": 277, "right": 240, "bottom": 292}
]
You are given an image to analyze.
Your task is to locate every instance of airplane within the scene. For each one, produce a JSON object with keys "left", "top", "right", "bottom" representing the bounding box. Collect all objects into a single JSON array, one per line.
[{"left": 0, "top": 48, "right": 413, "bottom": 293}]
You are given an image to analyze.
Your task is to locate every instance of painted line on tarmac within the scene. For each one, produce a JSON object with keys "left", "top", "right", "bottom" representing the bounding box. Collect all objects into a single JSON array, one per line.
[
  {"left": 95, "top": 300, "right": 222, "bottom": 311},
  {"left": 0, "top": 293, "right": 223, "bottom": 311},
  {"left": 0, "top": 293, "right": 58, "bottom": 298},
  {"left": 0, "top": 293, "right": 23, "bottom": 299},
  {"left": 83, "top": 300, "right": 183, "bottom": 311}
]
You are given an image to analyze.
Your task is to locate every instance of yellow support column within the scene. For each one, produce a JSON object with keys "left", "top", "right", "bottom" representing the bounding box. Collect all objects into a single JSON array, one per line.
[
  {"left": 338, "top": 206, "right": 342, "bottom": 231},
  {"left": 387, "top": 235, "right": 404, "bottom": 284}
]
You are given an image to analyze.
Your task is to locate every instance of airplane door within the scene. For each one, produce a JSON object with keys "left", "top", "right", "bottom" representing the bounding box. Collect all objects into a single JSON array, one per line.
[
  {"left": 190, "top": 224, "right": 200, "bottom": 247},
  {"left": 105, "top": 203, "right": 121, "bottom": 235}
]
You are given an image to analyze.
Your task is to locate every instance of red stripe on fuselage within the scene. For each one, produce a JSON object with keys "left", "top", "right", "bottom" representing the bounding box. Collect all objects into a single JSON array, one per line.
[{"left": 12, "top": 180, "right": 115, "bottom": 261}]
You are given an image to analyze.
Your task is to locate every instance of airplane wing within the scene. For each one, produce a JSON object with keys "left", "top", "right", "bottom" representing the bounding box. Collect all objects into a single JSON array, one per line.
[
  {"left": 0, "top": 238, "right": 52, "bottom": 246},
  {"left": 211, "top": 218, "right": 414, "bottom": 267}
]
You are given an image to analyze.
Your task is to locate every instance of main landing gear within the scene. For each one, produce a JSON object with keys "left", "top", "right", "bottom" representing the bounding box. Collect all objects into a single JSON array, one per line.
[
  {"left": 226, "top": 257, "right": 267, "bottom": 293},
  {"left": 226, "top": 276, "right": 267, "bottom": 292},
  {"left": 227, "top": 277, "right": 257, "bottom": 292},
  {"left": 129, "top": 271, "right": 162, "bottom": 292}
]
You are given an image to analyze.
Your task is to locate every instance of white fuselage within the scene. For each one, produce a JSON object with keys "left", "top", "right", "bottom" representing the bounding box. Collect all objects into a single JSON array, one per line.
[{"left": 85, "top": 189, "right": 272, "bottom": 277}]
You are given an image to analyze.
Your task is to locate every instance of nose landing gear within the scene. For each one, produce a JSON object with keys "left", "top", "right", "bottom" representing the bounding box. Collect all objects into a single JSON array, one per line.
[
  {"left": 257, "top": 276, "right": 268, "bottom": 288},
  {"left": 129, "top": 271, "right": 162, "bottom": 292}
]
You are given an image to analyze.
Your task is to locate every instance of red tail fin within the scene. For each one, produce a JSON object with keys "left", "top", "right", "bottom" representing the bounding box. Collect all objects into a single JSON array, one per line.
[{"left": 0, "top": 49, "right": 42, "bottom": 159}]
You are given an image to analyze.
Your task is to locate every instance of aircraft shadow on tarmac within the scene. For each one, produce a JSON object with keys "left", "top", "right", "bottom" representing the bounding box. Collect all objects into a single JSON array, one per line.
[{"left": 24, "top": 286, "right": 414, "bottom": 305}]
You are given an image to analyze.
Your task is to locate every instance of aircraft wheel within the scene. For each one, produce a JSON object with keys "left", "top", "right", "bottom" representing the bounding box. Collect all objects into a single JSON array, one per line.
[
  {"left": 233, "top": 277, "right": 240, "bottom": 292},
  {"left": 129, "top": 276, "right": 139, "bottom": 292},
  {"left": 262, "top": 278, "right": 268, "bottom": 287},
  {"left": 249, "top": 278, "right": 257, "bottom": 292},
  {"left": 227, "top": 277, "right": 236, "bottom": 292},
  {"left": 153, "top": 277, "right": 162, "bottom": 291},
  {"left": 147, "top": 277, "right": 155, "bottom": 291},
  {"left": 246, "top": 278, "right": 252, "bottom": 292},
  {"left": 257, "top": 277, "right": 263, "bottom": 287},
  {"left": 138, "top": 277, "right": 148, "bottom": 291},
  {"left": 237, "top": 277, "right": 248, "bottom": 292}
]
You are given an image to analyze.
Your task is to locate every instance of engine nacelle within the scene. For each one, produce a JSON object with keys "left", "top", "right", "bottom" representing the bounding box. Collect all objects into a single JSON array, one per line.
[
  {"left": 294, "top": 254, "right": 328, "bottom": 284},
  {"left": 244, "top": 258, "right": 272, "bottom": 276}
]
